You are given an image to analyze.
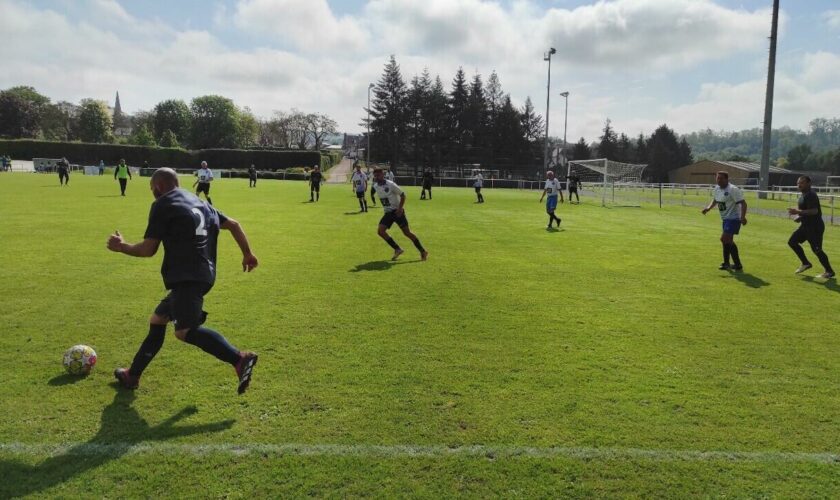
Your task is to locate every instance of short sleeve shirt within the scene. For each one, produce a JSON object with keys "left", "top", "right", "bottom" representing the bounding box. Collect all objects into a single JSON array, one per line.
[
  {"left": 373, "top": 180, "right": 403, "bottom": 212},
  {"left": 197, "top": 168, "right": 213, "bottom": 183},
  {"left": 310, "top": 171, "right": 322, "bottom": 185},
  {"left": 385, "top": 171, "right": 395, "bottom": 181},
  {"left": 143, "top": 188, "right": 228, "bottom": 289},
  {"left": 798, "top": 190, "right": 823, "bottom": 227},
  {"left": 474, "top": 174, "right": 484, "bottom": 188},
  {"left": 544, "top": 178, "right": 562, "bottom": 197},
  {"left": 352, "top": 171, "right": 367, "bottom": 191},
  {"left": 712, "top": 183, "right": 744, "bottom": 220}
]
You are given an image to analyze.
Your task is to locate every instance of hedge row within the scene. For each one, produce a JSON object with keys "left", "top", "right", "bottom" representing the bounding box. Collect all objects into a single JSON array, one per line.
[{"left": 0, "top": 139, "right": 322, "bottom": 171}]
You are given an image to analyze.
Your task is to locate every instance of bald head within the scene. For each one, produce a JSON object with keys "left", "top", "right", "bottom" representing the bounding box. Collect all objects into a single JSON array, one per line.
[{"left": 150, "top": 168, "right": 179, "bottom": 198}]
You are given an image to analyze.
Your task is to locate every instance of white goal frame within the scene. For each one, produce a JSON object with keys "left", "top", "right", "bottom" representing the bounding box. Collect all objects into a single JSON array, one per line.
[{"left": 567, "top": 158, "right": 647, "bottom": 207}]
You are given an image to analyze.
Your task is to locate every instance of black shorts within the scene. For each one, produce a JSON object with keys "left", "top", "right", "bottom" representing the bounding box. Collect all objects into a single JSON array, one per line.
[
  {"left": 474, "top": 186, "right": 482, "bottom": 193},
  {"left": 311, "top": 183, "right": 320, "bottom": 192},
  {"left": 569, "top": 186, "right": 578, "bottom": 193},
  {"left": 379, "top": 210, "right": 408, "bottom": 229},
  {"left": 790, "top": 223, "right": 825, "bottom": 249},
  {"left": 197, "top": 182, "right": 211, "bottom": 195},
  {"left": 423, "top": 183, "right": 432, "bottom": 190},
  {"left": 356, "top": 189, "right": 366, "bottom": 199},
  {"left": 154, "top": 282, "right": 211, "bottom": 330}
]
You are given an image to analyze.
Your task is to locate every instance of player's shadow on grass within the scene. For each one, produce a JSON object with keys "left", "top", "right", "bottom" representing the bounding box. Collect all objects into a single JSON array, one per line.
[
  {"left": 349, "top": 260, "right": 420, "bottom": 272},
  {"left": 0, "top": 387, "right": 234, "bottom": 498},
  {"left": 545, "top": 227, "right": 565, "bottom": 233},
  {"left": 800, "top": 275, "right": 839, "bottom": 293},
  {"left": 96, "top": 195, "right": 123, "bottom": 198},
  {"left": 343, "top": 211, "right": 365, "bottom": 215},
  {"left": 721, "top": 271, "right": 770, "bottom": 289}
]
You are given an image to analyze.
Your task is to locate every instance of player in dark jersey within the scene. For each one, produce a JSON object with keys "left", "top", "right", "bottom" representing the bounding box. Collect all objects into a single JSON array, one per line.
[
  {"left": 421, "top": 168, "right": 434, "bottom": 200},
  {"left": 566, "top": 175, "right": 581, "bottom": 203},
  {"left": 309, "top": 165, "right": 323, "bottom": 202},
  {"left": 248, "top": 164, "right": 257, "bottom": 188},
  {"left": 57, "top": 157, "right": 69, "bottom": 186},
  {"left": 107, "top": 168, "right": 259, "bottom": 394},
  {"left": 787, "top": 176, "right": 835, "bottom": 278}
]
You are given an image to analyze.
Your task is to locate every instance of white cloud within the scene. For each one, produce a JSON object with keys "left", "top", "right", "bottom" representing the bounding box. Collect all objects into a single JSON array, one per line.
[
  {"left": 824, "top": 10, "right": 840, "bottom": 29},
  {"left": 232, "top": 0, "right": 368, "bottom": 52}
]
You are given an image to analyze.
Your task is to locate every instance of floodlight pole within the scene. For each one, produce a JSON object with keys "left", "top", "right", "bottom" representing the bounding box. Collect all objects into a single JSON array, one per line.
[
  {"left": 759, "top": 0, "right": 779, "bottom": 198},
  {"left": 560, "top": 91, "right": 569, "bottom": 177},
  {"left": 367, "top": 83, "right": 374, "bottom": 166},
  {"left": 543, "top": 47, "right": 556, "bottom": 177}
]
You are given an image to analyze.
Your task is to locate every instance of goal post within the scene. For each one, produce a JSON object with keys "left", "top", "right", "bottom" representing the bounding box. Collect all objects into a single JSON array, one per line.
[{"left": 567, "top": 158, "right": 647, "bottom": 207}]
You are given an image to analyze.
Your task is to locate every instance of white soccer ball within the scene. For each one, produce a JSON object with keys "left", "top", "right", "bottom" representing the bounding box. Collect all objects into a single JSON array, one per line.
[{"left": 63, "top": 345, "right": 97, "bottom": 375}]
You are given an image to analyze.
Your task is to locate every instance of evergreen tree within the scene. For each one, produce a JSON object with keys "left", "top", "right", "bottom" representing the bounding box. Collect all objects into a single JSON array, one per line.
[
  {"left": 465, "top": 73, "right": 488, "bottom": 163},
  {"left": 635, "top": 133, "right": 649, "bottom": 164},
  {"left": 678, "top": 137, "right": 694, "bottom": 166},
  {"left": 370, "top": 55, "right": 408, "bottom": 166},
  {"left": 448, "top": 67, "right": 469, "bottom": 164},
  {"left": 159, "top": 129, "right": 180, "bottom": 148},
  {"left": 427, "top": 76, "right": 449, "bottom": 169},
  {"left": 520, "top": 97, "right": 543, "bottom": 143},
  {"left": 571, "top": 137, "right": 591, "bottom": 161},
  {"left": 597, "top": 119, "right": 618, "bottom": 160},
  {"left": 646, "top": 124, "right": 682, "bottom": 181},
  {"left": 616, "top": 133, "right": 633, "bottom": 162}
]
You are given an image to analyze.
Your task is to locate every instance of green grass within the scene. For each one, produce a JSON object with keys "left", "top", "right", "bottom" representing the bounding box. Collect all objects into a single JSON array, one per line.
[{"left": 1, "top": 173, "right": 839, "bottom": 497}]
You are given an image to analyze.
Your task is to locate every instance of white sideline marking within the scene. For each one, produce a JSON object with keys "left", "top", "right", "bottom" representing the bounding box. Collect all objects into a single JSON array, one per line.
[{"left": 1, "top": 443, "right": 838, "bottom": 463}]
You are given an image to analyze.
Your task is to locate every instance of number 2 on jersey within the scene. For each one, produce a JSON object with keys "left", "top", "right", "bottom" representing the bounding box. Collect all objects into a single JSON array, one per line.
[{"left": 191, "top": 208, "right": 208, "bottom": 236}]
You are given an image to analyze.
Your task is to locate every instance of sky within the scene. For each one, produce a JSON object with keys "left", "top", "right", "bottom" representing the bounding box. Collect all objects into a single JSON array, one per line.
[{"left": 1, "top": 0, "right": 838, "bottom": 142}]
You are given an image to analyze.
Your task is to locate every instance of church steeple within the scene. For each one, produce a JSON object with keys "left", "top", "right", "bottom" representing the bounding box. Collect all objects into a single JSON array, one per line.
[{"left": 113, "top": 91, "right": 125, "bottom": 128}]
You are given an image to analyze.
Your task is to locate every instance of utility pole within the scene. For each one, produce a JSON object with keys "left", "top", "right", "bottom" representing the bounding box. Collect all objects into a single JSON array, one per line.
[{"left": 759, "top": 0, "right": 779, "bottom": 197}]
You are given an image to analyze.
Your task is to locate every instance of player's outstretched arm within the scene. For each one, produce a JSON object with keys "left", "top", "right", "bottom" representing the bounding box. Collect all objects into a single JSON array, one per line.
[
  {"left": 701, "top": 200, "right": 715, "bottom": 214},
  {"left": 221, "top": 218, "right": 258, "bottom": 272},
  {"left": 107, "top": 230, "right": 160, "bottom": 257}
]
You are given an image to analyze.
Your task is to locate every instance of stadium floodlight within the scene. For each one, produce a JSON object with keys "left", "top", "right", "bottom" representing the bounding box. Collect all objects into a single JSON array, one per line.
[
  {"left": 367, "top": 83, "right": 374, "bottom": 166},
  {"left": 543, "top": 47, "right": 556, "bottom": 176}
]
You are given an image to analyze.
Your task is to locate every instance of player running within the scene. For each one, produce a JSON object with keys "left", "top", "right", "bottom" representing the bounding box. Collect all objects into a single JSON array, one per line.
[
  {"left": 787, "top": 175, "right": 835, "bottom": 278},
  {"left": 57, "top": 157, "right": 69, "bottom": 186},
  {"left": 309, "top": 165, "right": 323, "bottom": 202},
  {"left": 114, "top": 159, "right": 132, "bottom": 196},
  {"left": 193, "top": 161, "right": 214, "bottom": 205},
  {"left": 702, "top": 171, "right": 747, "bottom": 271},
  {"left": 539, "top": 170, "right": 564, "bottom": 228},
  {"left": 351, "top": 164, "right": 369, "bottom": 212},
  {"left": 107, "top": 168, "right": 259, "bottom": 394},
  {"left": 371, "top": 167, "right": 428, "bottom": 261}
]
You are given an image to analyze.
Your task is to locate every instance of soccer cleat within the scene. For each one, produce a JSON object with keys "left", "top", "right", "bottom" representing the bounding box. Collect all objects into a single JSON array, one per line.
[
  {"left": 420, "top": 251, "right": 429, "bottom": 261},
  {"left": 817, "top": 271, "right": 836, "bottom": 279},
  {"left": 235, "top": 352, "right": 258, "bottom": 395},
  {"left": 718, "top": 263, "right": 731, "bottom": 270},
  {"left": 795, "top": 263, "right": 812, "bottom": 274},
  {"left": 392, "top": 248, "right": 404, "bottom": 261},
  {"left": 114, "top": 368, "right": 139, "bottom": 389},
  {"left": 732, "top": 264, "right": 743, "bottom": 271}
]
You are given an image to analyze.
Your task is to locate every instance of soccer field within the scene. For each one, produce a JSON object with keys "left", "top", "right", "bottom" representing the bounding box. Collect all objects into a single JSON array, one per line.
[{"left": 1, "top": 173, "right": 838, "bottom": 497}]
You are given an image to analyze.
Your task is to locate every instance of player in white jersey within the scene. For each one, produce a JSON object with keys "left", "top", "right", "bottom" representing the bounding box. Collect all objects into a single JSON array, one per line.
[
  {"left": 192, "top": 160, "right": 214, "bottom": 205},
  {"left": 472, "top": 170, "right": 485, "bottom": 203},
  {"left": 372, "top": 167, "right": 428, "bottom": 261},
  {"left": 539, "top": 170, "right": 564, "bottom": 229},
  {"left": 385, "top": 168, "right": 395, "bottom": 182},
  {"left": 351, "top": 164, "right": 369, "bottom": 212},
  {"left": 702, "top": 171, "right": 748, "bottom": 270}
]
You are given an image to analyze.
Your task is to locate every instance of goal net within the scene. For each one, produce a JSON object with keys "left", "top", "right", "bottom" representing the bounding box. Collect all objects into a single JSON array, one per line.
[{"left": 567, "top": 158, "right": 647, "bottom": 207}]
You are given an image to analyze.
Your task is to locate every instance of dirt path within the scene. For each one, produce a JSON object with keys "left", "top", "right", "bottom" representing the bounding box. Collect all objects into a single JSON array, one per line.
[{"left": 326, "top": 157, "right": 354, "bottom": 184}]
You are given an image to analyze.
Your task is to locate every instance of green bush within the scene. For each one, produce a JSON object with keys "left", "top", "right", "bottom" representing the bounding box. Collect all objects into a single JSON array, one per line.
[{"left": 0, "top": 139, "right": 320, "bottom": 171}]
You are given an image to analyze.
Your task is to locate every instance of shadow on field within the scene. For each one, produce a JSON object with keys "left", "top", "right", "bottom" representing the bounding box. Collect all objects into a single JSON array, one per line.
[
  {"left": 0, "top": 387, "right": 234, "bottom": 498},
  {"left": 801, "top": 275, "right": 839, "bottom": 293},
  {"left": 47, "top": 373, "right": 89, "bottom": 386},
  {"left": 721, "top": 271, "right": 770, "bottom": 288},
  {"left": 545, "top": 227, "right": 565, "bottom": 233},
  {"left": 349, "top": 260, "right": 421, "bottom": 272},
  {"left": 96, "top": 195, "right": 123, "bottom": 198},
  {"left": 343, "top": 211, "right": 366, "bottom": 215}
]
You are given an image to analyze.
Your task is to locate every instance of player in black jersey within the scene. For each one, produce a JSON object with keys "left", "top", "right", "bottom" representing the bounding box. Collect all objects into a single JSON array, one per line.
[
  {"left": 248, "top": 164, "right": 257, "bottom": 188},
  {"left": 787, "top": 176, "right": 835, "bottom": 278},
  {"left": 420, "top": 168, "right": 434, "bottom": 200},
  {"left": 309, "top": 165, "right": 323, "bottom": 201},
  {"left": 107, "top": 168, "right": 259, "bottom": 394}
]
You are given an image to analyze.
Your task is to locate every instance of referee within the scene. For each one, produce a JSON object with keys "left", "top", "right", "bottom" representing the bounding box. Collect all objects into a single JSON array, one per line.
[{"left": 787, "top": 175, "right": 835, "bottom": 278}]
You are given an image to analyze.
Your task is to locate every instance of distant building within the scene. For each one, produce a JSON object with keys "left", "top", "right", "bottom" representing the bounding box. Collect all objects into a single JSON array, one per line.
[{"left": 668, "top": 160, "right": 805, "bottom": 186}]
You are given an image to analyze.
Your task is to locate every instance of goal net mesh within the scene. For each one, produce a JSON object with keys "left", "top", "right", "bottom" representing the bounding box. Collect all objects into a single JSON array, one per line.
[{"left": 567, "top": 158, "right": 647, "bottom": 207}]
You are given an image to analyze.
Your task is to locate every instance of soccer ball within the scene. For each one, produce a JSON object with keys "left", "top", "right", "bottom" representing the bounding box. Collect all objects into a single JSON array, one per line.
[{"left": 63, "top": 345, "right": 97, "bottom": 375}]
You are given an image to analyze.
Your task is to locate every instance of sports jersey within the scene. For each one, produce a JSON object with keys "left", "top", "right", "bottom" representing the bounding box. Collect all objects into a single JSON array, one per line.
[
  {"left": 373, "top": 180, "right": 403, "bottom": 212},
  {"left": 544, "top": 178, "right": 562, "bottom": 197},
  {"left": 385, "top": 171, "right": 395, "bottom": 181},
  {"left": 143, "top": 188, "right": 228, "bottom": 289},
  {"left": 248, "top": 166, "right": 257, "bottom": 178},
  {"left": 422, "top": 172, "right": 434, "bottom": 186},
  {"left": 797, "top": 190, "right": 823, "bottom": 227},
  {"left": 712, "top": 183, "right": 744, "bottom": 220},
  {"left": 473, "top": 173, "right": 483, "bottom": 188},
  {"left": 351, "top": 171, "right": 368, "bottom": 191},
  {"left": 310, "top": 171, "right": 323, "bottom": 185},
  {"left": 197, "top": 167, "right": 213, "bottom": 183}
]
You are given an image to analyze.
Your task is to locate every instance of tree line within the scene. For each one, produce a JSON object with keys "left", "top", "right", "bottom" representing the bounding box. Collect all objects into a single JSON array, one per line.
[{"left": 0, "top": 86, "right": 337, "bottom": 151}]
